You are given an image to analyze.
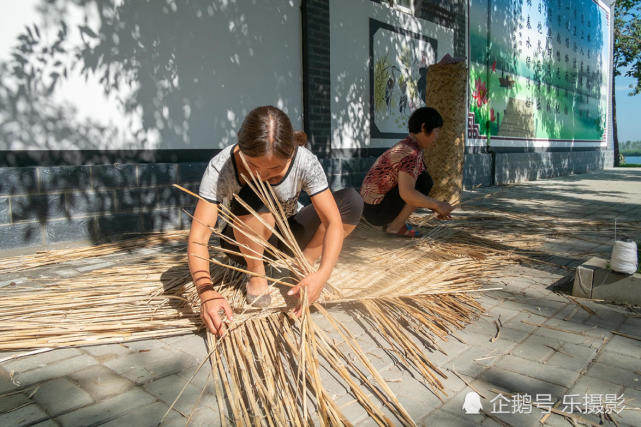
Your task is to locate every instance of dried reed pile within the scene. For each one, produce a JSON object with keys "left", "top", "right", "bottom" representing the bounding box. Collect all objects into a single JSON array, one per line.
[
  {"left": 0, "top": 230, "right": 188, "bottom": 275},
  {"left": 0, "top": 173, "right": 539, "bottom": 424}
]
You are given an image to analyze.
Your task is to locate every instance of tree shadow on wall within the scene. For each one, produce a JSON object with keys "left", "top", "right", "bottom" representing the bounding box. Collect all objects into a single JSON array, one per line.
[{"left": 2, "top": 0, "right": 300, "bottom": 248}]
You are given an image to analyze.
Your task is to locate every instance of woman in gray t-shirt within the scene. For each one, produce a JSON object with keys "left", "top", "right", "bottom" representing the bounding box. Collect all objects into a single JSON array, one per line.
[{"left": 189, "top": 106, "right": 363, "bottom": 336}]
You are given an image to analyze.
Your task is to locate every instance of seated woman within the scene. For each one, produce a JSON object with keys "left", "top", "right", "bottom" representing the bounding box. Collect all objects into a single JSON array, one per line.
[
  {"left": 189, "top": 105, "right": 363, "bottom": 336},
  {"left": 360, "top": 107, "right": 454, "bottom": 237}
]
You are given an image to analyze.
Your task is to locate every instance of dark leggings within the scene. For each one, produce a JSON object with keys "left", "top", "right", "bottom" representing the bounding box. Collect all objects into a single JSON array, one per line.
[
  {"left": 221, "top": 187, "right": 363, "bottom": 265},
  {"left": 362, "top": 171, "right": 433, "bottom": 227}
]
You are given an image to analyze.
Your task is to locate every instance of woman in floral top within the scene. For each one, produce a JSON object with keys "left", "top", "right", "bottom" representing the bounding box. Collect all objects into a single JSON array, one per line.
[{"left": 360, "top": 107, "right": 454, "bottom": 237}]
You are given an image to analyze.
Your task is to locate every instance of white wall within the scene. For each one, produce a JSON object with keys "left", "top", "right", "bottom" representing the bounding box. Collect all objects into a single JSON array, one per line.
[
  {"left": 329, "top": 0, "right": 454, "bottom": 150},
  {"left": 0, "top": 0, "right": 303, "bottom": 152}
]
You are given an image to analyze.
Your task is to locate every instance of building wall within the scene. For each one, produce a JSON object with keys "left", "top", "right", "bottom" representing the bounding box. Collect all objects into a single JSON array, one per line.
[
  {"left": 304, "top": 0, "right": 468, "bottom": 189},
  {"left": 0, "top": 0, "right": 303, "bottom": 250},
  {"left": 0, "top": 0, "right": 617, "bottom": 251}
]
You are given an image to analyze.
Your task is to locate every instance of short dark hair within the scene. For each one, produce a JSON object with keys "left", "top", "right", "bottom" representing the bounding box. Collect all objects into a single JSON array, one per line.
[{"left": 408, "top": 107, "right": 443, "bottom": 134}]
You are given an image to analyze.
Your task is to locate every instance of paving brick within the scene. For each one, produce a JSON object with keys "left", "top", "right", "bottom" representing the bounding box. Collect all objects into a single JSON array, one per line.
[
  {"left": 542, "top": 314, "right": 608, "bottom": 338},
  {"left": 518, "top": 297, "right": 568, "bottom": 319},
  {"left": 419, "top": 408, "right": 481, "bottom": 427},
  {"left": 101, "top": 401, "right": 184, "bottom": 427},
  {"left": 586, "top": 362, "right": 641, "bottom": 390},
  {"left": 510, "top": 335, "right": 558, "bottom": 362},
  {"left": 619, "top": 316, "right": 641, "bottom": 336},
  {"left": 530, "top": 320, "right": 606, "bottom": 346},
  {"left": 32, "top": 377, "right": 93, "bottom": 416},
  {"left": 494, "top": 354, "right": 581, "bottom": 388},
  {"left": 0, "top": 367, "right": 20, "bottom": 394},
  {"left": 55, "top": 388, "right": 157, "bottom": 427},
  {"left": 68, "top": 365, "right": 134, "bottom": 400},
  {"left": 604, "top": 334, "right": 641, "bottom": 359},
  {"left": 543, "top": 341, "right": 600, "bottom": 371},
  {"left": 183, "top": 405, "right": 223, "bottom": 426},
  {"left": 32, "top": 420, "right": 59, "bottom": 427},
  {"left": 487, "top": 325, "right": 530, "bottom": 346},
  {"left": 4, "top": 348, "right": 82, "bottom": 373},
  {"left": 54, "top": 268, "right": 79, "bottom": 278},
  {"left": 317, "top": 364, "right": 350, "bottom": 400},
  {"left": 82, "top": 343, "right": 130, "bottom": 360},
  {"left": 103, "top": 347, "right": 197, "bottom": 385},
  {"left": 143, "top": 373, "right": 210, "bottom": 416},
  {"left": 568, "top": 374, "right": 624, "bottom": 396},
  {"left": 333, "top": 393, "right": 370, "bottom": 425},
  {"left": 474, "top": 368, "right": 567, "bottom": 402},
  {"left": 156, "top": 333, "right": 209, "bottom": 361},
  {"left": 0, "top": 391, "right": 31, "bottom": 412},
  {"left": 444, "top": 344, "right": 497, "bottom": 379},
  {"left": 0, "top": 403, "right": 49, "bottom": 426},
  {"left": 595, "top": 349, "right": 641, "bottom": 372},
  {"left": 619, "top": 387, "right": 641, "bottom": 426},
  {"left": 582, "top": 309, "right": 628, "bottom": 330},
  {"left": 76, "top": 261, "right": 115, "bottom": 272},
  {"left": 16, "top": 354, "right": 98, "bottom": 386}
]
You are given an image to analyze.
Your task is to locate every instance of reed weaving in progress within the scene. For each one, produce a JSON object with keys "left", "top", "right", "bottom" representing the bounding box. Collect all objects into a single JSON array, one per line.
[
  {"left": 360, "top": 107, "right": 454, "bottom": 237},
  {"left": 188, "top": 106, "right": 363, "bottom": 336}
]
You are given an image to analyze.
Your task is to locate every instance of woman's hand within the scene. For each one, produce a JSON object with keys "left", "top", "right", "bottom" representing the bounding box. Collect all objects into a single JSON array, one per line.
[
  {"left": 434, "top": 201, "right": 454, "bottom": 220},
  {"left": 200, "top": 291, "right": 233, "bottom": 337},
  {"left": 288, "top": 270, "right": 330, "bottom": 317}
]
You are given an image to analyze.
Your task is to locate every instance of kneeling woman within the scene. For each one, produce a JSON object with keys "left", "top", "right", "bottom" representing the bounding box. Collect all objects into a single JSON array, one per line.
[
  {"left": 189, "top": 106, "right": 363, "bottom": 336},
  {"left": 360, "top": 107, "right": 453, "bottom": 237}
]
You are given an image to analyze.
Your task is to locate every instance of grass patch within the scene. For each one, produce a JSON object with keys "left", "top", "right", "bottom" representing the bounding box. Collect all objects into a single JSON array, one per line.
[{"left": 617, "top": 163, "right": 641, "bottom": 168}]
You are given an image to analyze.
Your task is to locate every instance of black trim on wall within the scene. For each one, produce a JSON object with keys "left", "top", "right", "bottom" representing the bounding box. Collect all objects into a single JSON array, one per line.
[
  {"left": 301, "top": 0, "right": 332, "bottom": 158},
  {"left": 0, "top": 149, "right": 221, "bottom": 167}
]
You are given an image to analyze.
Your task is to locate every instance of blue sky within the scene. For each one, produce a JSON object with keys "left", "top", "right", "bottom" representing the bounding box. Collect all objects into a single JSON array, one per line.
[{"left": 615, "top": 73, "right": 641, "bottom": 142}]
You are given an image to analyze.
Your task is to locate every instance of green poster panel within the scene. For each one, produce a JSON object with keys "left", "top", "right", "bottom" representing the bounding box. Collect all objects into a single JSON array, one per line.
[{"left": 468, "top": 0, "right": 610, "bottom": 145}]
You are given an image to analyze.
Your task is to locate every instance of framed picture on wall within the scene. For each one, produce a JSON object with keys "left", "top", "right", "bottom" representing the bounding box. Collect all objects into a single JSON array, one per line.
[{"left": 369, "top": 18, "right": 438, "bottom": 139}]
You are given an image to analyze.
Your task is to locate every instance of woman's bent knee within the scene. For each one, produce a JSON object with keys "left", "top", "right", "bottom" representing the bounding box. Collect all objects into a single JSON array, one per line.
[{"left": 333, "top": 188, "right": 364, "bottom": 226}]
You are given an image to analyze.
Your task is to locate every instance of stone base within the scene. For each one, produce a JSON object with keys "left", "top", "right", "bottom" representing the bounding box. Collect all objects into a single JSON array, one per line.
[{"left": 573, "top": 257, "right": 641, "bottom": 305}]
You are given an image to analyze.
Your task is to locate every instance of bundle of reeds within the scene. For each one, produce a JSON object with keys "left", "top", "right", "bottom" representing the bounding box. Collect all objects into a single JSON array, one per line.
[{"left": 161, "top": 156, "right": 513, "bottom": 425}]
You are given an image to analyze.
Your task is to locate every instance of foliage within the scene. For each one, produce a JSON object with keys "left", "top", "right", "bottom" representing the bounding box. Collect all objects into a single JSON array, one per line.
[{"left": 614, "top": 0, "right": 641, "bottom": 95}]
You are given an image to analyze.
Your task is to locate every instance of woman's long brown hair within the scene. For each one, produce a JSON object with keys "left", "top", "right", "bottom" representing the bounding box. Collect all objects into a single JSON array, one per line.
[{"left": 238, "top": 106, "right": 306, "bottom": 159}]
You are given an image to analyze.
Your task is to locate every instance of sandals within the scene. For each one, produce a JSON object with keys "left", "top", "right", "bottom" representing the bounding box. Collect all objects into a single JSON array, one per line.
[
  {"left": 383, "top": 223, "right": 422, "bottom": 238},
  {"left": 245, "top": 277, "right": 272, "bottom": 308},
  {"left": 245, "top": 291, "right": 272, "bottom": 308}
]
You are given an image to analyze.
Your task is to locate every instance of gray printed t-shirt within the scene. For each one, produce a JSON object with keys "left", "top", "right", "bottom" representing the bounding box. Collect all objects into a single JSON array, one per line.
[{"left": 199, "top": 145, "right": 329, "bottom": 217}]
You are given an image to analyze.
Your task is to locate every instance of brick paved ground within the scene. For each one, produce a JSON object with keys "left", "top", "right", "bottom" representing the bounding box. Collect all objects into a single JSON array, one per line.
[{"left": 1, "top": 168, "right": 640, "bottom": 426}]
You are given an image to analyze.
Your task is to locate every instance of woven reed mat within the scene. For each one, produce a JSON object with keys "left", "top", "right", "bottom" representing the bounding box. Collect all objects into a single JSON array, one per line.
[
  {"left": 0, "top": 213, "right": 523, "bottom": 351},
  {"left": 423, "top": 61, "right": 468, "bottom": 205}
]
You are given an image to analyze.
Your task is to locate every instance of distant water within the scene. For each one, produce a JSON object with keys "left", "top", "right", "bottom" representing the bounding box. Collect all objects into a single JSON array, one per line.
[{"left": 624, "top": 155, "right": 641, "bottom": 164}]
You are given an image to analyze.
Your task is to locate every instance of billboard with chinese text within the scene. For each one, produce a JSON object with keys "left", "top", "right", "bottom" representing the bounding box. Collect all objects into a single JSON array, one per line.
[{"left": 468, "top": 0, "right": 610, "bottom": 148}]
